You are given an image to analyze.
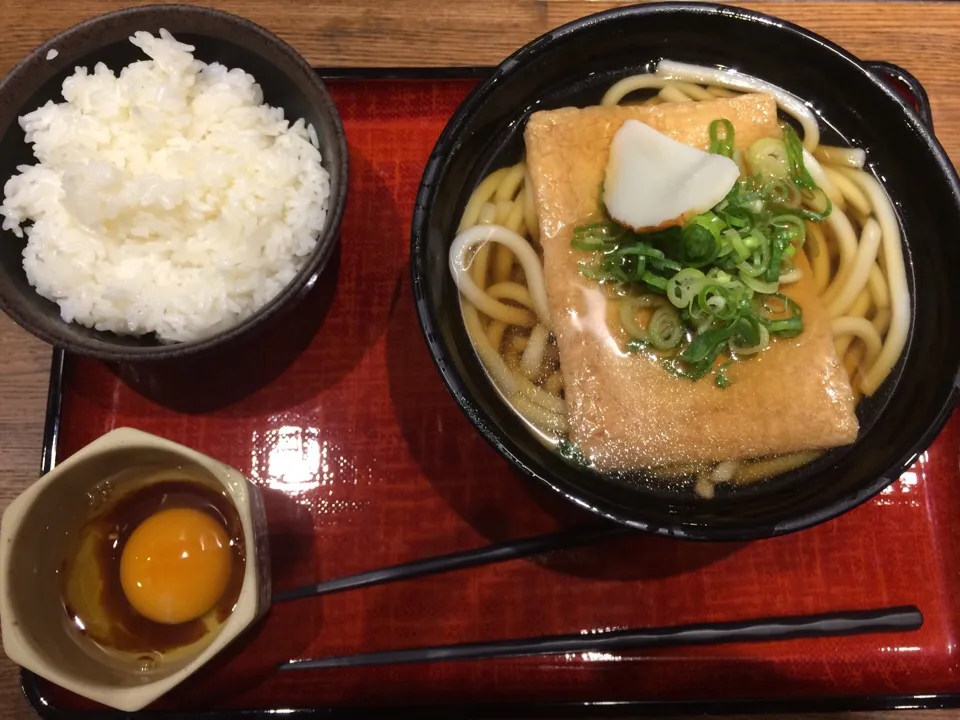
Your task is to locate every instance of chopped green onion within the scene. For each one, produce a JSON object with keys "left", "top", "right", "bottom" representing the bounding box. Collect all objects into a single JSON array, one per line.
[
  {"left": 736, "top": 238, "right": 770, "bottom": 278},
  {"left": 666, "top": 268, "right": 706, "bottom": 308},
  {"left": 709, "top": 119, "right": 735, "bottom": 158},
  {"left": 619, "top": 296, "right": 667, "bottom": 341},
  {"left": 743, "top": 231, "right": 763, "bottom": 250},
  {"left": 641, "top": 272, "right": 669, "bottom": 291},
  {"left": 730, "top": 323, "right": 770, "bottom": 356},
  {"left": 758, "top": 293, "right": 803, "bottom": 337},
  {"left": 688, "top": 211, "right": 725, "bottom": 241},
  {"left": 772, "top": 214, "right": 806, "bottom": 244},
  {"left": 610, "top": 242, "right": 666, "bottom": 260},
  {"left": 680, "top": 222, "right": 719, "bottom": 267},
  {"left": 725, "top": 230, "right": 750, "bottom": 263},
  {"left": 777, "top": 202, "right": 831, "bottom": 223},
  {"left": 648, "top": 306, "right": 684, "bottom": 350},
  {"left": 745, "top": 137, "right": 789, "bottom": 179},
  {"left": 764, "top": 238, "right": 783, "bottom": 283},
  {"left": 649, "top": 255, "right": 683, "bottom": 273},
  {"left": 781, "top": 122, "right": 817, "bottom": 190},
  {"left": 766, "top": 316, "right": 803, "bottom": 336},
  {"left": 740, "top": 272, "right": 779, "bottom": 294},
  {"left": 698, "top": 282, "right": 749, "bottom": 321},
  {"left": 714, "top": 362, "right": 733, "bottom": 389},
  {"left": 764, "top": 179, "right": 793, "bottom": 204},
  {"left": 681, "top": 316, "right": 756, "bottom": 364},
  {"left": 758, "top": 293, "right": 798, "bottom": 317},
  {"left": 572, "top": 236, "right": 608, "bottom": 251},
  {"left": 719, "top": 207, "right": 753, "bottom": 229}
]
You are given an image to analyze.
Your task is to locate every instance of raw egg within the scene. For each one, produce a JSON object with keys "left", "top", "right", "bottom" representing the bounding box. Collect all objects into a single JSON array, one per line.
[
  {"left": 120, "top": 508, "right": 233, "bottom": 625},
  {"left": 60, "top": 466, "right": 245, "bottom": 667}
]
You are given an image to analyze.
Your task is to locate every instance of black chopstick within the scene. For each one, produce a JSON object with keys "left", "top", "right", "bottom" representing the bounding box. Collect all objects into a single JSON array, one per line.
[
  {"left": 273, "top": 523, "right": 631, "bottom": 603},
  {"left": 279, "top": 605, "right": 922, "bottom": 670}
]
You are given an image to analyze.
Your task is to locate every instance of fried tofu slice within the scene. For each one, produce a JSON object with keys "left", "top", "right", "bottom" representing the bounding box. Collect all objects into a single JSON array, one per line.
[{"left": 524, "top": 94, "right": 859, "bottom": 469}]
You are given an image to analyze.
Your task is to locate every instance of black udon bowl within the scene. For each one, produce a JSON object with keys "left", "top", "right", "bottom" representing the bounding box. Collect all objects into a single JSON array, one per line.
[
  {"left": 411, "top": 2, "right": 960, "bottom": 540},
  {"left": 0, "top": 5, "right": 347, "bottom": 361}
]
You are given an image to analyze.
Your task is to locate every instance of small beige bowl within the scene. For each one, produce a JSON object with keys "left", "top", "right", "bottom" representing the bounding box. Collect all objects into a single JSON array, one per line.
[{"left": 0, "top": 428, "right": 271, "bottom": 712}]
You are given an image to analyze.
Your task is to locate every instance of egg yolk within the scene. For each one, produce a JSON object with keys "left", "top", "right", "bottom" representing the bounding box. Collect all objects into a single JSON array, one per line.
[{"left": 119, "top": 508, "right": 232, "bottom": 625}]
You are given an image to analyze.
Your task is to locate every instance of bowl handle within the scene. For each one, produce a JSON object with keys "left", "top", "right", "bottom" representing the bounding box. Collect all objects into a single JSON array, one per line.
[{"left": 865, "top": 61, "right": 934, "bottom": 130}]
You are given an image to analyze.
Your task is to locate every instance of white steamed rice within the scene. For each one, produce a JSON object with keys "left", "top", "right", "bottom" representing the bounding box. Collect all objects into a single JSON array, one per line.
[{"left": 0, "top": 30, "right": 330, "bottom": 343}]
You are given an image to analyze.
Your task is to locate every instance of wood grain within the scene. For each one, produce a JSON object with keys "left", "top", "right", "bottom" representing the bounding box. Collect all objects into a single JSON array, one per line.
[{"left": 0, "top": 1, "right": 958, "bottom": 718}]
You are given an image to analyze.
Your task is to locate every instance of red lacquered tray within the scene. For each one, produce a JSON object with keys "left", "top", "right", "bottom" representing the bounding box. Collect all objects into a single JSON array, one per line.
[{"left": 23, "top": 70, "right": 960, "bottom": 717}]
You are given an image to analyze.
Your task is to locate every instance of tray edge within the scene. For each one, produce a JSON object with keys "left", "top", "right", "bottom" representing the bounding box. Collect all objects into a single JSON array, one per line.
[{"left": 22, "top": 60, "right": 950, "bottom": 719}]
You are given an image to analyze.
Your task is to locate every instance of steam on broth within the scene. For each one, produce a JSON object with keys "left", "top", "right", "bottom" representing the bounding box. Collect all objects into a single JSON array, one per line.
[{"left": 448, "top": 61, "right": 910, "bottom": 498}]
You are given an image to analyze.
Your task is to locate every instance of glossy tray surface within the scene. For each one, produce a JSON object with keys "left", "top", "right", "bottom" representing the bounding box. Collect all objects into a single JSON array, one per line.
[{"left": 25, "top": 75, "right": 960, "bottom": 715}]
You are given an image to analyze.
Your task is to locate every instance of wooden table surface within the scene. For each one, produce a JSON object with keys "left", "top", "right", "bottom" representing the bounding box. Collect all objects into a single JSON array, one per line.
[{"left": 1, "top": 1, "right": 959, "bottom": 718}]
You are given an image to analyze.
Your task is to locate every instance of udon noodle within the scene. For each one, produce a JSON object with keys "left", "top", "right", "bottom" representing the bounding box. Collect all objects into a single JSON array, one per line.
[{"left": 449, "top": 61, "right": 909, "bottom": 497}]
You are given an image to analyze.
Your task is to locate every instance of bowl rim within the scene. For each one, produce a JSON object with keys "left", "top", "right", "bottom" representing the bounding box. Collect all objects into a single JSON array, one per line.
[
  {"left": 0, "top": 3, "right": 348, "bottom": 361},
  {"left": 410, "top": 1, "right": 960, "bottom": 540}
]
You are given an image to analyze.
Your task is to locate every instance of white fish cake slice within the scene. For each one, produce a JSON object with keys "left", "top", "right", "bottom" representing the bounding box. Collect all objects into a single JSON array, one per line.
[{"left": 604, "top": 119, "right": 740, "bottom": 232}]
